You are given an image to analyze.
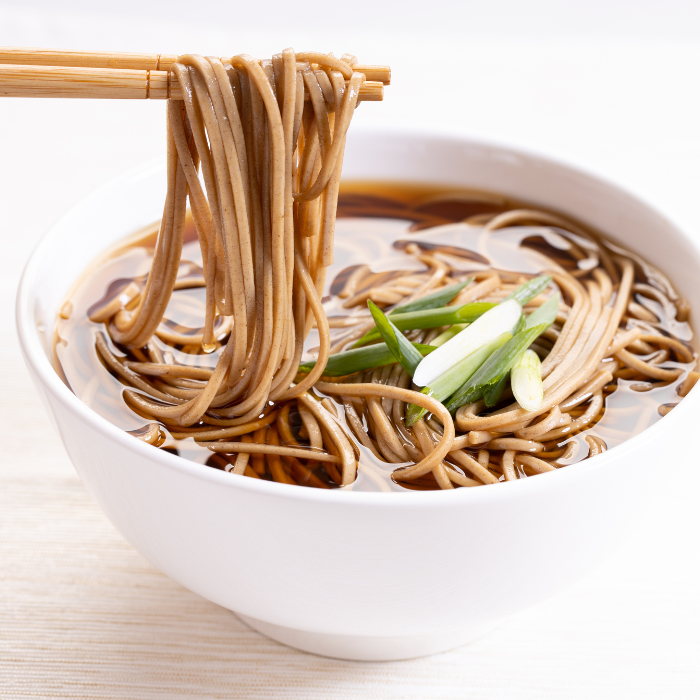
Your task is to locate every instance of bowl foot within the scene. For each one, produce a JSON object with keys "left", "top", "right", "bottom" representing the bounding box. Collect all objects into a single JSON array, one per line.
[{"left": 235, "top": 613, "right": 497, "bottom": 661}]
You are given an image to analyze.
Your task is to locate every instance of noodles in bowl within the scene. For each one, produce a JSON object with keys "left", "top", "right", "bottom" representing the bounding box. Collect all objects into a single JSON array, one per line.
[
  {"left": 55, "top": 197, "right": 697, "bottom": 492},
  {"left": 48, "top": 49, "right": 697, "bottom": 492}
]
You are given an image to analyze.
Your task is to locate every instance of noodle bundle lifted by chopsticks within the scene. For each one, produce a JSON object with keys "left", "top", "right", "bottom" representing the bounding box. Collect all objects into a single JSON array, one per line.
[{"left": 104, "top": 50, "right": 364, "bottom": 428}]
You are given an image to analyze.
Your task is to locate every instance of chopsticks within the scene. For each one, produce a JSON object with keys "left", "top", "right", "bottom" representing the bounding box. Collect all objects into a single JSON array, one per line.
[
  {"left": 0, "top": 47, "right": 391, "bottom": 81},
  {"left": 0, "top": 47, "right": 390, "bottom": 102}
]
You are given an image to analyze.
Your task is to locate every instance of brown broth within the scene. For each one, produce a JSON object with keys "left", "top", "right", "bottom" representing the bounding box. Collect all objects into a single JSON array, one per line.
[{"left": 54, "top": 181, "right": 696, "bottom": 492}]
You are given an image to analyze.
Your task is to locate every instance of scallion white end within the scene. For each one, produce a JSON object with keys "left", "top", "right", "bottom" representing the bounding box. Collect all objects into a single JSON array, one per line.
[
  {"left": 511, "top": 349, "right": 543, "bottom": 411},
  {"left": 413, "top": 298, "right": 521, "bottom": 387}
]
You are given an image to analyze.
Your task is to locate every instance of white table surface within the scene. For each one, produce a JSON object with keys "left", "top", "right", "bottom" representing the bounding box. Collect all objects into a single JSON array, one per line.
[{"left": 1, "top": 3, "right": 699, "bottom": 698}]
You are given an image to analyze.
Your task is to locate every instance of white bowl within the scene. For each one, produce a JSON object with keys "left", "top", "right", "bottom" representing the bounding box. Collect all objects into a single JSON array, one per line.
[{"left": 16, "top": 130, "right": 700, "bottom": 661}]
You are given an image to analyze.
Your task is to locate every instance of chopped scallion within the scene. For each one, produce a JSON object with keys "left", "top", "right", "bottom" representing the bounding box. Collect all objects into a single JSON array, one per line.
[
  {"left": 504, "top": 275, "right": 553, "bottom": 306},
  {"left": 484, "top": 372, "right": 509, "bottom": 407},
  {"left": 368, "top": 300, "right": 425, "bottom": 376},
  {"left": 511, "top": 349, "right": 544, "bottom": 411},
  {"left": 354, "top": 302, "right": 495, "bottom": 347},
  {"left": 391, "top": 279, "right": 471, "bottom": 315},
  {"left": 524, "top": 292, "right": 560, "bottom": 330},
  {"left": 405, "top": 332, "right": 511, "bottom": 426},
  {"left": 444, "top": 321, "right": 551, "bottom": 413},
  {"left": 412, "top": 299, "right": 522, "bottom": 387},
  {"left": 430, "top": 323, "right": 468, "bottom": 347},
  {"left": 297, "top": 341, "right": 435, "bottom": 377}
]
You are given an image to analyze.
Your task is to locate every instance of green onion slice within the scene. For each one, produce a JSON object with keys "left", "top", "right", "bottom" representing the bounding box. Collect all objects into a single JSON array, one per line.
[
  {"left": 444, "top": 321, "right": 551, "bottom": 413},
  {"left": 391, "top": 279, "right": 471, "bottom": 315},
  {"left": 298, "top": 341, "right": 435, "bottom": 377},
  {"left": 524, "top": 292, "right": 560, "bottom": 330},
  {"left": 430, "top": 323, "right": 468, "bottom": 347},
  {"left": 413, "top": 299, "right": 522, "bottom": 387},
  {"left": 353, "top": 302, "right": 495, "bottom": 348},
  {"left": 504, "top": 275, "right": 553, "bottom": 306},
  {"left": 368, "top": 300, "right": 425, "bottom": 376},
  {"left": 405, "top": 331, "right": 511, "bottom": 426},
  {"left": 484, "top": 372, "right": 509, "bottom": 407},
  {"left": 511, "top": 349, "right": 544, "bottom": 411}
]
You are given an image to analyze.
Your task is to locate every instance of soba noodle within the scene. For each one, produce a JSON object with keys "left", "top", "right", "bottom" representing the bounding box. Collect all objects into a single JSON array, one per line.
[
  {"left": 54, "top": 52, "right": 697, "bottom": 492},
  {"left": 99, "top": 50, "right": 363, "bottom": 432}
]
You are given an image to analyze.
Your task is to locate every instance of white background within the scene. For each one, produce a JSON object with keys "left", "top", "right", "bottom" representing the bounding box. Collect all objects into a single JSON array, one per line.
[{"left": 1, "top": 1, "right": 699, "bottom": 697}]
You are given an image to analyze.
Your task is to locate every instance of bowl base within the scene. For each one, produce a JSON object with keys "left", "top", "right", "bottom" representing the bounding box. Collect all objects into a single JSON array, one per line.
[{"left": 235, "top": 613, "right": 497, "bottom": 661}]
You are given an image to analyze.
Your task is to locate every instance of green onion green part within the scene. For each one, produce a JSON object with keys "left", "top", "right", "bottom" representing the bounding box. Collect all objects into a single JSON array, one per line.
[
  {"left": 523, "top": 292, "right": 560, "bottom": 330},
  {"left": 503, "top": 275, "right": 553, "bottom": 306},
  {"left": 390, "top": 279, "right": 471, "bottom": 315},
  {"left": 297, "top": 341, "right": 435, "bottom": 377},
  {"left": 484, "top": 372, "right": 509, "bottom": 407},
  {"left": 353, "top": 302, "right": 496, "bottom": 347},
  {"left": 430, "top": 323, "right": 468, "bottom": 347},
  {"left": 368, "top": 300, "right": 425, "bottom": 376}
]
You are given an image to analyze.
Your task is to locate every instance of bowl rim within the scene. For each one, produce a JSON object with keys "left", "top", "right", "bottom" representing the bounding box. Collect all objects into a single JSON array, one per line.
[{"left": 16, "top": 126, "right": 699, "bottom": 506}]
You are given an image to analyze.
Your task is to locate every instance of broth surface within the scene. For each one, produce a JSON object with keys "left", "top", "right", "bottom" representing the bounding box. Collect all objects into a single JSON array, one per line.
[{"left": 54, "top": 181, "right": 695, "bottom": 491}]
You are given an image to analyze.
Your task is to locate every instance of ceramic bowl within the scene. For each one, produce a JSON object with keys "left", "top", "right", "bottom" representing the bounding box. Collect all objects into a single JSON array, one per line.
[{"left": 16, "top": 130, "right": 699, "bottom": 661}]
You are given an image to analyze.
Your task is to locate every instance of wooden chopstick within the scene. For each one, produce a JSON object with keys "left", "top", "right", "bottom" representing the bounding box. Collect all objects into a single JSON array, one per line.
[
  {"left": 0, "top": 65, "right": 170, "bottom": 99},
  {"left": 0, "top": 64, "right": 385, "bottom": 101},
  {"left": 0, "top": 47, "right": 389, "bottom": 101},
  {"left": 0, "top": 47, "right": 167, "bottom": 71},
  {"left": 0, "top": 47, "right": 391, "bottom": 84}
]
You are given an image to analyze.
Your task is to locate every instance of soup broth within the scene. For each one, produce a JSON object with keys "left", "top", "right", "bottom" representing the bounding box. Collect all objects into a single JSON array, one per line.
[{"left": 54, "top": 182, "right": 697, "bottom": 492}]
